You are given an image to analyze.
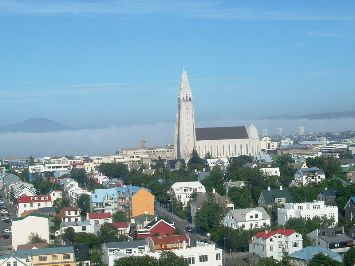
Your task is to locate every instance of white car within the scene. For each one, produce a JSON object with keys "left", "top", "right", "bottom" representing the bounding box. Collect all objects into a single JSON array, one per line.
[
  {"left": 3, "top": 229, "right": 11, "bottom": 233},
  {"left": 0, "top": 201, "right": 4, "bottom": 205}
]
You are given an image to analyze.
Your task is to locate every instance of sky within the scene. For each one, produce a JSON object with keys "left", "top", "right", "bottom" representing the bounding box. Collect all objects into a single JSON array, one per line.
[{"left": 1, "top": 0, "right": 355, "bottom": 129}]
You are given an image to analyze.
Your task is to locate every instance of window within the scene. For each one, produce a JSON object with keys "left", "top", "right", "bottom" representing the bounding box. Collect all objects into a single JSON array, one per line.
[
  {"left": 63, "top": 254, "right": 71, "bottom": 260},
  {"left": 39, "top": 256, "right": 47, "bottom": 261},
  {"left": 30, "top": 203, "right": 33, "bottom": 207},
  {"left": 199, "top": 255, "right": 208, "bottom": 262},
  {"left": 126, "top": 249, "right": 132, "bottom": 254},
  {"left": 255, "top": 214, "right": 258, "bottom": 218},
  {"left": 52, "top": 255, "right": 58, "bottom": 260},
  {"left": 216, "top": 253, "right": 221, "bottom": 260},
  {"left": 185, "top": 257, "right": 195, "bottom": 264},
  {"left": 82, "top": 226, "right": 86, "bottom": 231},
  {"left": 7, "top": 263, "right": 10, "bottom": 266},
  {"left": 270, "top": 245, "right": 273, "bottom": 251},
  {"left": 13, "top": 262, "right": 17, "bottom": 266}
]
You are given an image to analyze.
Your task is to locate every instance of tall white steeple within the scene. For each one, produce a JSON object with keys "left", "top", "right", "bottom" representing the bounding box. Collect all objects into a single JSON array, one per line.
[{"left": 174, "top": 70, "right": 196, "bottom": 159}]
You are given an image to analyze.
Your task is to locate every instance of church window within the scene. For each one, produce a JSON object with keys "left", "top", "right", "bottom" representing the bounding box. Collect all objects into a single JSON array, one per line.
[
  {"left": 246, "top": 144, "right": 249, "bottom": 154},
  {"left": 222, "top": 145, "right": 225, "bottom": 156},
  {"left": 228, "top": 145, "right": 231, "bottom": 156},
  {"left": 235, "top": 144, "right": 237, "bottom": 155},
  {"left": 252, "top": 146, "right": 254, "bottom": 154},
  {"left": 240, "top": 144, "right": 243, "bottom": 154}
]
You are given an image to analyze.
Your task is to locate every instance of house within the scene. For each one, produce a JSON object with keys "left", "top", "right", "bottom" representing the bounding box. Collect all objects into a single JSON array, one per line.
[
  {"left": 148, "top": 235, "right": 190, "bottom": 251},
  {"left": 60, "top": 220, "right": 95, "bottom": 234},
  {"left": 293, "top": 167, "right": 325, "bottom": 186},
  {"left": 87, "top": 212, "right": 112, "bottom": 233},
  {"left": 258, "top": 186, "right": 293, "bottom": 208},
  {"left": 10, "top": 182, "right": 37, "bottom": 199},
  {"left": 223, "top": 207, "right": 271, "bottom": 230},
  {"left": 277, "top": 201, "right": 338, "bottom": 226},
  {"left": 11, "top": 213, "right": 50, "bottom": 250},
  {"left": 110, "top": 222, "right": 130, "bottom": 236},
  {"left": 15, "top": 246, "right": 76, "bottom": 266},
  {"left": 307, "top": 227, "right": 354, "bottom": 254},
  {"left": 288, "top": 246, "right": 342, "bottom": 266},
  {"left": 47, "top": 190, "right": 62, "bottom": 202},
  {"left": 166, "top": 159, "right": 186, "bottom": 171},
  {"left": 60, "top": 207, "right": 81, "bottom": 222},
  {"left": 260, "top": 167, "right": 281, "bottom": 177},
  {"left": 317, "top": 189, "right": 337, "bottom": 204},
  {"left": 17, "top": 195, "right": 53, "bottom": 217},
  {"left": 172, "top": 241, "right": 223, "bottom": 266},
  {"left": 191, "top": 191, "right": 234, "bottom": 223},
  {"left": 131, "top": 188, "right": 155, "bottom": 218},
  {"left": 224, "top": 181, "right": 245, "bottom": 194},
  {"left": 102, "top": 240, "right": 150, "bottom": 266},
  {"left": 207, "top": 158, "right": 229, "bottom": 170},
  {"left": 170, "top": 181, "right": 206, "bottom": 207},
  {"left": 249, "top": 228, "right": 303, "bottom": 261},
  {"left": 136, "top": 218, "right": 175, "bottom": 239},
  {"left": 344, "top": 196, "right": 355, "bottom": 220}
]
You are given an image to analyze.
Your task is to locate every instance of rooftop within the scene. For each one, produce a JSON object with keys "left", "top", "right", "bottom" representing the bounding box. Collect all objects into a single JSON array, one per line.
[
  {"left": 255, "top": 228, "right": 296, "bottom": 239},
  {"left": 288, "top": 246, "right": 342, "bottom": 262},
  {"left": 105, "top": 240, "right": 147, "bottom": 249},
  {"left": 195, "top": 126, "right": 249, "bottom": 141}
]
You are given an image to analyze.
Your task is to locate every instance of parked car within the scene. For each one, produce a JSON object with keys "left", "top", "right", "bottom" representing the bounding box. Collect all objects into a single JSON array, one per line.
[
  {"left": 2, "top": 234, "right": 11, "bottom": 239},
  {"left": 3, "top": 229, "right": 11, "bottom": 233},
  {"left": 0, "top": 200, "right": 5, "bottom": 205},
  {"left": 184, "top": 226, "right": 195, "bottom": 233}
]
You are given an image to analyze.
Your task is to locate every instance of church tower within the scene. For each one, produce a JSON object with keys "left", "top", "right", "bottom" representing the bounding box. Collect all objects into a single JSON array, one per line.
[{"left": 174, "top": 70, "right": 196, "bottom": 159}]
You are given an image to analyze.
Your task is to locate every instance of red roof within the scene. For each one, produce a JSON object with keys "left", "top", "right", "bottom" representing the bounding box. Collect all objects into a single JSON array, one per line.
[
  {"left": 255, "top": 228, "right": 296, "bottom": 239},
  {"left": 88, "top": 212, "right": 112, "bottom": 219},
  {"left": 18, "top": 195, "right": 51, "bottom": 204},
  {"left": 111, "top": 222, "right": 130, "bottom": 229},
  {"left": 150, "top": 234, "right": 190, "bottom": 245}
]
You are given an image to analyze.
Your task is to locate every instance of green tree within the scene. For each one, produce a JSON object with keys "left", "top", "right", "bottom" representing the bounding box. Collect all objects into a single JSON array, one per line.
[
  {"left": 308, "top": 253, "right": 342, "bottom": 266},
  {"left": 113, "top": 211, "right": 128, "bottom": 222},
  {"left": 306, "top": 156, "right": 341, "bottom": 178},
  {"left": 159, "top": 251, "right": 189, "bottom": 266},
  {"left": 50, "top": 216, "right": 62, "bottom": 234},
  {"left": 62, "top": 227, "right": 76, "bottom": 245},
  {"left": 202, "top": 165, "right": 226, "bottom": 195},
  {"left": 74, "top": 233, "right": 101, "bottom": 249},
  {"left": 114, "top": 256, "right": 158, "bottom": 266},
  {"left": 32, "top": 178, "right": 61, "bottom": 194},
  {"left": 187, "top": 149, "right": 206, "bottom": 172},
  {"left": 228, "top": 187, "right": 254, "bottom": 208},
  {"left": 71, "top": 168, "right": 88, "bottom": 187},
  {"left": 28, "top": 233, "right": 47, "bottom": 244},
  {"left": 98, "top": 162, "right": 129, "bottom": 181},
  {"left": 344, "top": 247, "right": 355, "bottom": 266},
  {"left": 195, "top": 200, "right": 225, "bottom": 232},
  {"left": 77, "top": 194, "right": 91, "bottom": 216},
  {"left": 90, "top": 248, "right": 105, "bottom": 266},
  {"left": 53, "top": 197, "right": 71, "bottom": 213},
  {"left": 98, "top": 223, "right": 119, "bottom": 243}
]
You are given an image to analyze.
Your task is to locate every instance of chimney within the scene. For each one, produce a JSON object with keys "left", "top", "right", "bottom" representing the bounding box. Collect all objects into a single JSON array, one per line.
[
  {"left": 267, "top": 186, "right": 271, "bottom": 191},
  {"left": 212, "top": 188, "right": 216, "bottom": 194},
  {"left": 280, "top": 186, "right": 283, "bottom": 191},
  {"left": 325, "top": 187, "right": 328, "bottom": 191},
  {"left": 203, "top": 168, "right": 205, "bottom": 172}
]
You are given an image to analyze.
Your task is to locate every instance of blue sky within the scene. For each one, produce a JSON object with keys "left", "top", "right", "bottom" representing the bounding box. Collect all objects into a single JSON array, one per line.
[{"left": 1, "top": 0, "right": 355, "bottom": 128}]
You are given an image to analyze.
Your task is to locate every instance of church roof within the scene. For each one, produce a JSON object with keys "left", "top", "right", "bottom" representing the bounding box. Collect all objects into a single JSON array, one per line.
[{"left": 195, "top": 126, "right": 249, "bottom": 141}]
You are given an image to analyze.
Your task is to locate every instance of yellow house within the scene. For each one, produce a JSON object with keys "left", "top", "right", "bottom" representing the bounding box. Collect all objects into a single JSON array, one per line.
[
  {"left": 15, "top": 246, "right": 76, "bottom": 266},
  {"left": 131, "top": 188, "right": 155, "bottom": 218}
]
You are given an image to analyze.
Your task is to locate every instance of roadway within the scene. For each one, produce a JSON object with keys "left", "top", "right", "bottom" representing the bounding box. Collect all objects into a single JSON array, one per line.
[{"left": 0, "top": 190, "right": 13, "bottom": 256}]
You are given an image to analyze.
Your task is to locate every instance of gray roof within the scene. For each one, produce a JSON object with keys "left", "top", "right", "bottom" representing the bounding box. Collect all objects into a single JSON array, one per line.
[
  {"left": 3, "top": 173, "right": 20, "bottom": 185},
  {"left": 196, "top": 126, "right": 249, "bottom": 141},
  {"left": 15, "top": 246, "right": 74, "bottom": 256},
  {"left": 228, "top": 207, "right": 270, "bottom": 222},
  {"left": 260, "top": 189, "right": 293, "bottom": 205},
  {"left": 104, "top": 240, "right": 147, "bottom": 249},
  {"left": 319, "top": 189, "right": 337, "bottom": 197},
  {"left": 288, "top": 246, "right": 342, "bottom": 262}
]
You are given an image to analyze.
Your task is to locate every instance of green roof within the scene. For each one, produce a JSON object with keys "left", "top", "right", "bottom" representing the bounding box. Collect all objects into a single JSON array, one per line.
[
  {"left": 15, "top": 246, "right": 74, "bottom": 257},
  {"left": 260, "top": 188, "right": 293, "bottom": 205},
  {"left": 13, "top": 213, "right": 49, "bottom": 221}
]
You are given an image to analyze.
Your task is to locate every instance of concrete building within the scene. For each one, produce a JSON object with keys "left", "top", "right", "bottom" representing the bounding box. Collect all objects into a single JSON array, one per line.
[
  {"left": 11, "top": 213, "right": 50, "bottom": 250},
  {"left": 260, "top": 167, "right": 281, "bottom": 177},
  {"left": 17, "top": 195, "right": 53, "bottom": 217},
  {"left": 260, "top": 137, "right": 278, "bottom": 151},
  {"left": 170, "top": 181, "right": 206, "bottom": 207},
  {"left": 174, "top": 70, "right": 260, "bottom": 159},
  {"left": 277, "top": 201, "right": 338, "bottom": 226},
  {"left": 249, "top": 228, "right": 303, "bottom": 261},
  {"left": 293, "top": 167, "right": 325, "bottom": 186}
]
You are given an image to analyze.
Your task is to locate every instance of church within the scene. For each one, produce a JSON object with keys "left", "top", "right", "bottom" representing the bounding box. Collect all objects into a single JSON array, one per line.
[{"left": 174, "top": 70, "right": 260, "bottom": 159}]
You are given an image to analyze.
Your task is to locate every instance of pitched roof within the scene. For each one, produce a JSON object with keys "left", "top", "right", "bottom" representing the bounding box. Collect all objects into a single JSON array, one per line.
[
  {"left": 17, "top": 242, "right": 49, "bottom": 250},
  {"left": 228, "top": 207, "right": 270, "bottom": 222},
  {"left": 60, "top": 207, "right": 80, "bottom": 217},
  {"left": 288, "top": 246, "right": 342, "bottom": 262},
  {"left": 196, "top": 126, "right": 249, "bottom": 141},
  {"left": 15, "top": 246, "right": 74, "bottom": 257},
  {"left": 150, "top": 234, "right": 189, "bottom": 245},
  {"left": 319, "top": 189, "right": 337, "bottom": 197},
  {"left": 255, "top": 228, "right": 296, "bottom": 239},
  {"left": 111, "top": 222, "right": 130, "bottom": 229},
  {"left": 91, "top": 186, "right": 142, "bottom": 203},
  {"left": 260, "top": 188, "right": 293, "bottom": 205},
  {"left": 88, "top": 212, "right": 112, "bottom": 219},
  {"left": 13, "top": 213, "right": 48, "bottom": 221}
]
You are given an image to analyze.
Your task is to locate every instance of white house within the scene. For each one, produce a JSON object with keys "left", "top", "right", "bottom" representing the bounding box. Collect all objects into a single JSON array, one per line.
[
  {"left": 60, "top": 207, "right": 81, "bottom": 222},
  {"left": 206, "top": 158, "right": 229, "bottom": 170},
  {"left": 277, "top": 201, "right": 338, "bottom": 226},
  {"left": 260, "top": 167, "right": 281, "bottom": 177},
  {"left": 249, "top": 228, "right": 303, "bottom": 261},
  {"left": 102, "top": 240, "right": 150, "bottom": 266},
  {"left": 17, "top": 195, "right": 53, "bottom": 217},
  {"left": 87, "top": 212, "right": 113, "bottom": 233},
  {"left": 11, "top": 213, "right": 50, "bottom": 250},
  {"left": 293, "top": 167, "right": 325, "bottom": 186},
  {"left": 170, "top": 182, "right": 206, "bottom": 207},
  {"left": 60, "top": 220, "right": 95, "bottom": 234},
  {"left": 223, "top": 207, "right": 271, "bottom": 230},
  {"left": 48, "top": 190, "right": 62, "bottom": 202}
]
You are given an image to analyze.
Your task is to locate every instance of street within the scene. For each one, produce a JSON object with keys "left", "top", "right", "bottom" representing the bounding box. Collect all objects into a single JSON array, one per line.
[{"left": 0, "top": 190, "right": 13, "bottom": 256}]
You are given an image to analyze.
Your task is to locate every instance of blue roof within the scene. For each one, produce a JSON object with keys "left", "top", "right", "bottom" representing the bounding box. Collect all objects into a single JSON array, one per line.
[
  {"left": 92, "top": 186, "right": 143, "bottom": 203},
  {"left": 288, "top": 246, "right": 342, "bottom": 262},
  {"left": 351, "top": 196, "right": 355, "bottom": 202}
]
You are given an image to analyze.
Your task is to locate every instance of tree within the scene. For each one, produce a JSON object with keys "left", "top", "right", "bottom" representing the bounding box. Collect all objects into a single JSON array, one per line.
[
  {"left": 308, "top": 253, "right": 342, "bottom": 266},
  {"left": 77, "top": 194, "right": 91, "bottom": 216},
  {"left": 113, "top": 211, "right": 128, "bottom": 222},
  {"left": 90, "top": 248, "right": 105, "bottom": 266},
  {"left": 306, "top": 156, "right": 341, "bottom": 178},
  {"left": 202, "top": 165, "right": 226, "bottom": 195},
  {"left": 114, "top": 256, "right": 158, "bottom": 266},
  {"left": 228, "top": 187, "right": 254, "bottom": 208},
  {"left": 71, "top": 168, "right": 88, "bottom": 187},
  {"left": 344, "top": 247, "right": 355, "bottom": 266},
  {"left": 74, "top": 232, "right": 100, "bottom": 249},
  {"left": 32, "top": 178, "right": 61, "bottom": 194},
  {"left": 159, "top": 251, "right": 189, "bottom": 266},
  {"left": 53, "top": 197, "right": 71, "bottom": 213},
  {"left": 50, "top": 216, "right": 62, "bottom": 234},
  {"left": 195, "top": 200, "right": 225, "bottom": 232},
  {"left": 98, "top": 223, "right": 119, "bottom": 243},
  {"left": 187, "top": 149, "right": 206, "bottom": 172},
  {"left": 62, "top": 227, "right": 76, "bottom": 245},
  {"left": 28, "top": 233, "right": 47, "bottom": 244},
  {"left": 98, "top": 162, "right": 129, "bottom": 181}
]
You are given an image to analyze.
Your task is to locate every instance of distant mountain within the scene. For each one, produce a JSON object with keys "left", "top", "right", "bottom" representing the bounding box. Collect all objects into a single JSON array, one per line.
[
  {"left": 262, "top": 110, "right": 355, "bottom": 120},
  {"left": 0, "top": 118, "right": 71, "bottom": 133}
]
